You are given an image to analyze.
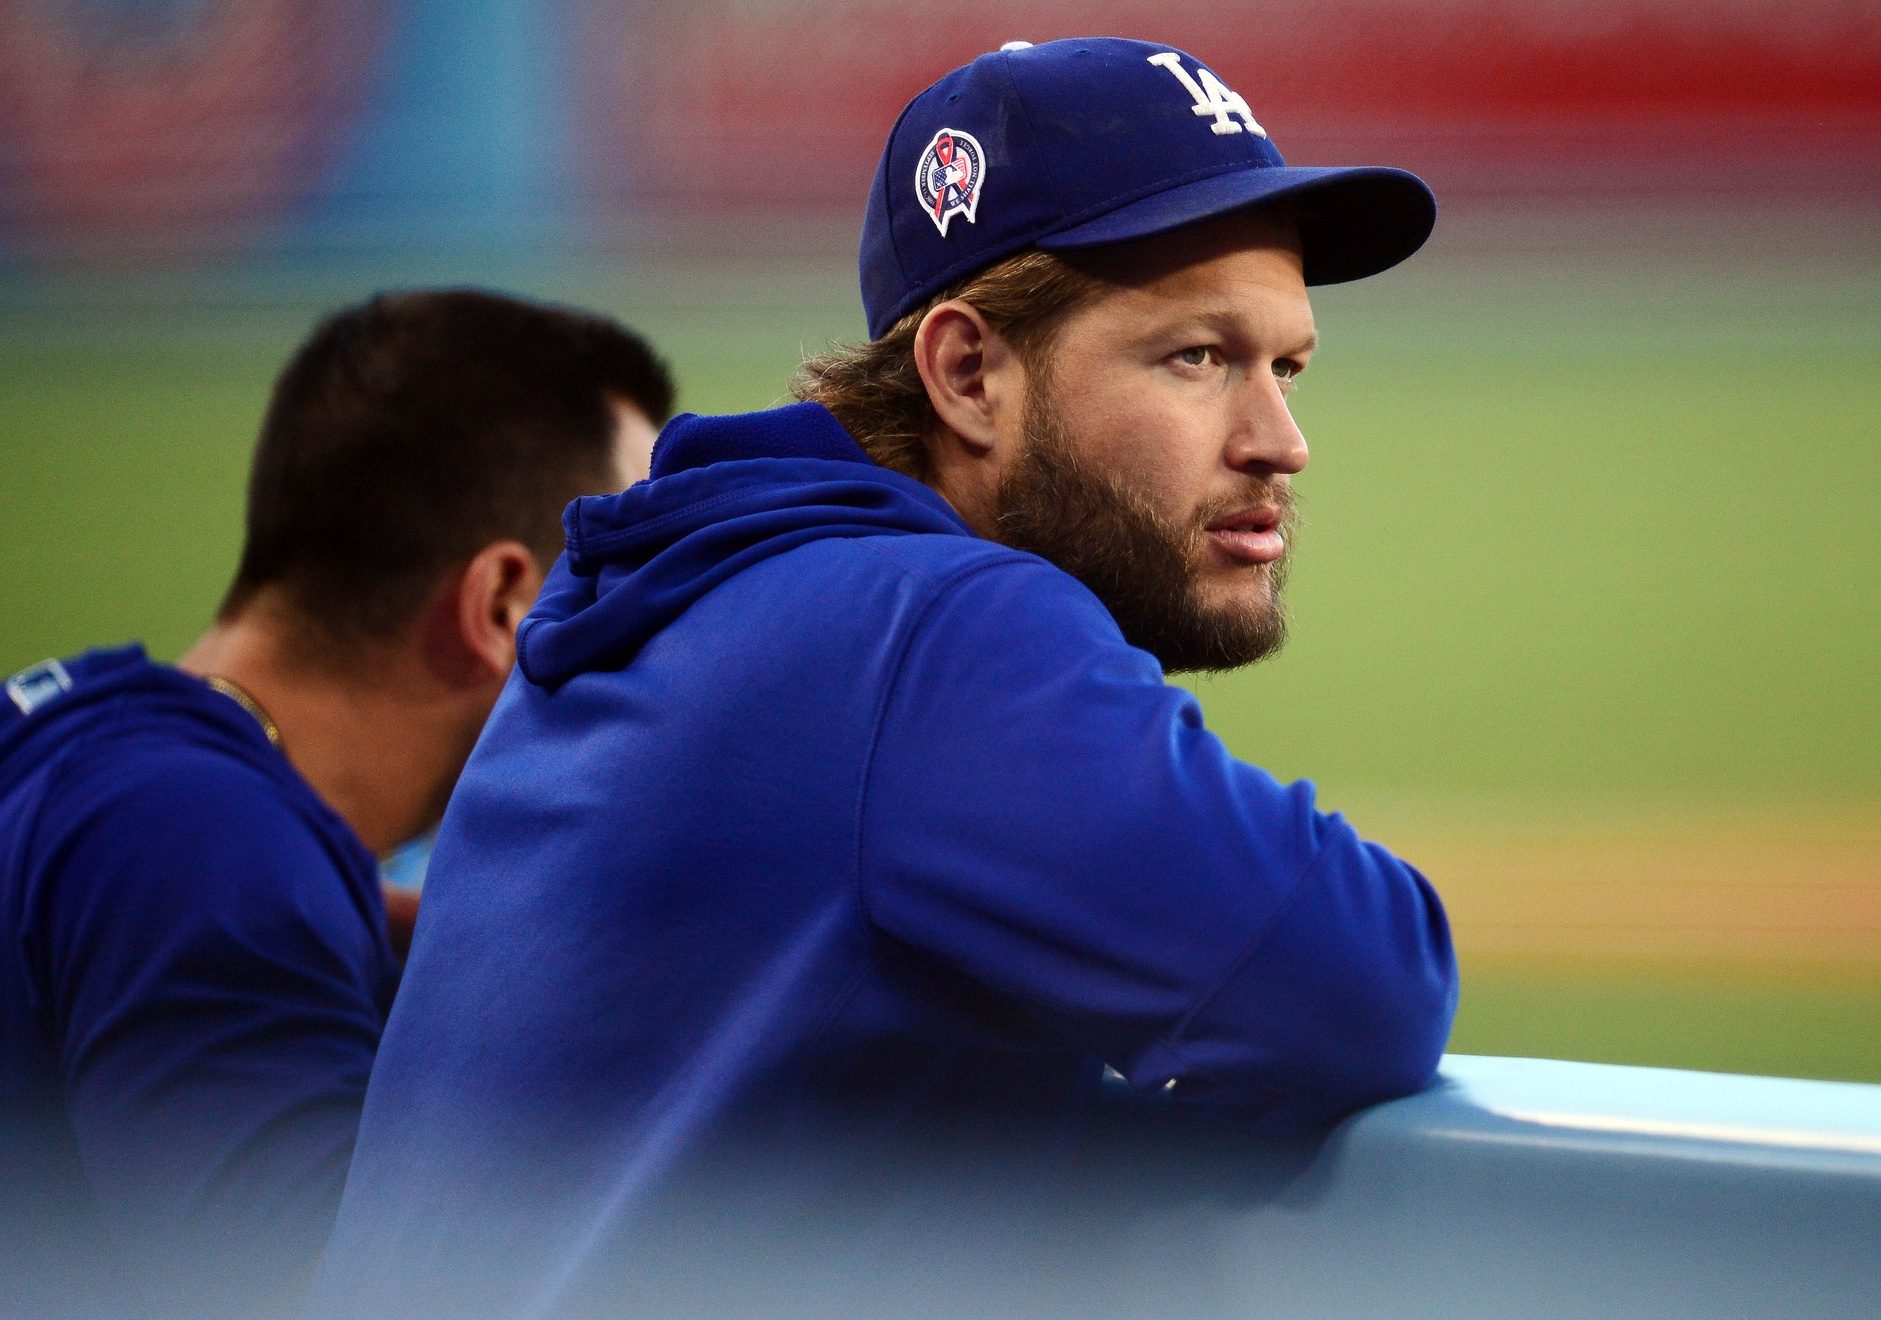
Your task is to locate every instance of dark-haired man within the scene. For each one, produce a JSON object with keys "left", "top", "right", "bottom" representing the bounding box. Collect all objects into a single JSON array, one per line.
[
  {"left": 318, "top": 39, "right": 1458, "bottom": 1318},
  {"left": 0, "top": 288, "right": 673, "bottom": 1315}
]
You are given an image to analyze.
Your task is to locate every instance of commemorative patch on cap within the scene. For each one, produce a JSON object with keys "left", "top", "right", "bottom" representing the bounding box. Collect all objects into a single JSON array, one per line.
[{"left": 914, "top": 127, "right": 984, "bottom": 236}]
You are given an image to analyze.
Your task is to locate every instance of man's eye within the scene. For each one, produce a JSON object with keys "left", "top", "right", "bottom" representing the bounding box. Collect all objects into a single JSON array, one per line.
[
  {"left": 1175, "top": 346, "right": 1212, "bottom": 368},
  {"left": 1274, "top": 359, "right": 1304, "bottom": 389}
]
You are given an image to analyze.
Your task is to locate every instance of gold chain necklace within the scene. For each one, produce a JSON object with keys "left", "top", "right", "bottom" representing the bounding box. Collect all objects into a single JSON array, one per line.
[{"left": 202, "top": 675, "right": 283, "bottom": 750}]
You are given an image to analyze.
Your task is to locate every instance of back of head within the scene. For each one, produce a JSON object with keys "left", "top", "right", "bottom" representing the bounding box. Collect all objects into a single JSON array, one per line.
[{"left": 222, "top": 288, "right": 674, "bottom": 649}]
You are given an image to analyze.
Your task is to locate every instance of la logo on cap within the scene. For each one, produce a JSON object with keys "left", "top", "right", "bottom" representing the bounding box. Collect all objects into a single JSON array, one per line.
[
  {"left": 915, "top": 127, "right": 985, "bottom": 236},
  {"left": 1148, "top": 51, "right": 1267, "bottom": 138}
]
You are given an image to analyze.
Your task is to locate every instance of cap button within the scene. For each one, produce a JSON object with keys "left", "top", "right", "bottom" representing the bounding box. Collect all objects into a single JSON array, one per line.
[{"left": 998, "top": 41, "right": 1033, "bottom": 52}]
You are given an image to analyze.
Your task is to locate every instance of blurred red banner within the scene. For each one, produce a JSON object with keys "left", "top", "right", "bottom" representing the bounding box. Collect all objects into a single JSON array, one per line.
[
  {"left": 0, "top": 1, "right": 387, "bottom": 262},
  {"left": 578, "top": 1, "right": 1881, "bottom": 215}
]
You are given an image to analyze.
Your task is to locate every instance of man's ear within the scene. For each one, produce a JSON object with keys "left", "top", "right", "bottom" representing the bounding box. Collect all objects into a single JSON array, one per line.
[
  {"left": 913, "top": 300, "right": 1023, "bottom": 456},
  {"left": 425, "top": 540, "right": 544, "bottom": 686}
]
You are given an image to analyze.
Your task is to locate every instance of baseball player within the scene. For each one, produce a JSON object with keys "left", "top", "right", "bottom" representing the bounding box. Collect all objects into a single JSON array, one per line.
[
  {"left": 0, "top": 290, "right": 673, "bottom": 1316},
  {"left": 314, "top": 38, "right": 1457, "bottom": 1319}
]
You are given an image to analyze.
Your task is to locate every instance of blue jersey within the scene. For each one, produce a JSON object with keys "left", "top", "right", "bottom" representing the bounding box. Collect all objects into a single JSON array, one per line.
[
  {"left": 314, "top": 403, "right": 1456, "bottom": 1317},
  {"left": 0, "top": 645, "right": 396, "bottom": 1315}
]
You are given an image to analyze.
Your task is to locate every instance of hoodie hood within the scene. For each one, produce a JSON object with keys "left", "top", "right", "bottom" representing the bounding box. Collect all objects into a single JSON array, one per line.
[{"left": 516, "top": 402, "right": 973, "bottom": 687}]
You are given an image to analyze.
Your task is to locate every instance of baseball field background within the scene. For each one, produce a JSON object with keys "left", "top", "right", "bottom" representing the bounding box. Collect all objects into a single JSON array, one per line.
[{"left": 2, "top": 1, "right": 1876, "bottom": 1082}]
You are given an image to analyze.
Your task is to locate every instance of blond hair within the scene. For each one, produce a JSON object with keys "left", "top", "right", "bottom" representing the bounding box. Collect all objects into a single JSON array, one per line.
[{"left": 792, "top": 249, "right": 1109, "bottom": 481}]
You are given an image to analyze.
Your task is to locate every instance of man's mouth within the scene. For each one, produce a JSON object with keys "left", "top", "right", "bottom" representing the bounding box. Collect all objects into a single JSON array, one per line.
[{"left": 1204, "top": 505, "right": 1286, "bottom": 565}]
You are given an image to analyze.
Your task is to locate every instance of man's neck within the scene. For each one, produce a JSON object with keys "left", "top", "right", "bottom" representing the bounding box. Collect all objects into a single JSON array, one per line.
[
  {"left": 926, "top": 449, "right": 1002, "bottom": 543},
  {"left": 177, "top": 599, "right": 466, "bottom": 855}
]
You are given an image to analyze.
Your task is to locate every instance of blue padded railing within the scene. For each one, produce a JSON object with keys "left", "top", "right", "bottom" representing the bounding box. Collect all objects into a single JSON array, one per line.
[
  {"left": 567, "top": 1055, "right": 1881, "bottom": 1319},
  {"left": 1072, "top": 1055, "right": 1881, "bottom": 1319}
]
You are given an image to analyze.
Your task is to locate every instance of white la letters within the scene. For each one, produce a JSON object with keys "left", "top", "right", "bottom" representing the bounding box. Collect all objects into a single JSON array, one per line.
[{"left": 1146, "top": 51, "right": 1267, "bottom": 138}]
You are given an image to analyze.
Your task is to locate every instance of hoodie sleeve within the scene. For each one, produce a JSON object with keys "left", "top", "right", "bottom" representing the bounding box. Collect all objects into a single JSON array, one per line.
[{"left": 858, "top": 557, "right": 1457, "bottom": 1130}]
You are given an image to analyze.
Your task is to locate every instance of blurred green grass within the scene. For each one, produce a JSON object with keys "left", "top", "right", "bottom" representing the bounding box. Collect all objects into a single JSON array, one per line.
[
  {"left": 1458, "top": 962, "right": 1879, "bottom": 1082},
  {"left": 2, "top": 236, "right": 1876, "bottom": 1079}
]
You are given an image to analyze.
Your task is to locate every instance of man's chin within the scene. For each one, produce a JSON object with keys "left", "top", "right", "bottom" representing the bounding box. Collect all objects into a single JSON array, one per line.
[
  {"left": 1195, "top": 563, "right": 1280, "bottom": 616},
  {"left": 1161, "top": 573, "right": 1289, "bottom": 674}
]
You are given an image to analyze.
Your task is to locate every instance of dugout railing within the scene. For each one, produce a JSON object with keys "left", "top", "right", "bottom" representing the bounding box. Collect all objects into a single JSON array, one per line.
[{"left": 1055, "top": 1055, "right": 1881, "bottom": 1319}]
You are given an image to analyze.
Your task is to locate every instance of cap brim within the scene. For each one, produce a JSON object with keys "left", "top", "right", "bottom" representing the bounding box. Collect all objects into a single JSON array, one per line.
[{"left": 1036, "top": 165, "right": 1436, "bottom": 285}]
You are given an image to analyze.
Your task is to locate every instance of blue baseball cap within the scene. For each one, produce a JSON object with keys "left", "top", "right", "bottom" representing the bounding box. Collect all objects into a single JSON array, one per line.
[{"left": 860, "top": 37, "right": 1437, "bottom": 339}]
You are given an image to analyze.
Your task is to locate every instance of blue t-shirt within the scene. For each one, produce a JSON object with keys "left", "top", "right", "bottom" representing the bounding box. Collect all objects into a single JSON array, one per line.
[
  {"left": 0, "top": 645, "right": 397, "bottom": 1315},
  {"left": 314, "top": 403, "right": 1457, "bottom": 1318}
]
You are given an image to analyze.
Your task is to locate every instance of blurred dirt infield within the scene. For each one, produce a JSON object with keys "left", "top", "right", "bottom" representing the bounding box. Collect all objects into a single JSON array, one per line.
[
  {"left": 1360, "top": 807, "right": 1881, "bottom": 1081},
  {"left": 1401, "top": 810, "right": 1881, "bottom": 970}
]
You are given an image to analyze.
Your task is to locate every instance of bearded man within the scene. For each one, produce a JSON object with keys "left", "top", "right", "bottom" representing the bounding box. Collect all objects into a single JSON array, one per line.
[{"left": 315, "top": 38, "right": 1457, "bottom": 1319}]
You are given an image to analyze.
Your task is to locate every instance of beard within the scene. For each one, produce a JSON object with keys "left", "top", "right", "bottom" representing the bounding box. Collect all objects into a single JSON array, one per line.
[{"left": 991, "top": 396, "right": 1295, "bottom": 675}]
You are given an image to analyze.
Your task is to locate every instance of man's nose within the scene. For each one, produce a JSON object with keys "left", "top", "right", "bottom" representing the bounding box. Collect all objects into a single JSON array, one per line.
[{"left": 1226, "top": 376, "right": 1309, "bottom": 476}]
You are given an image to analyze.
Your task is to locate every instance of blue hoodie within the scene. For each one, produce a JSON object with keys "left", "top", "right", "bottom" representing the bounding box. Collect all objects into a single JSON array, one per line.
[
  {"left": 315, "top": 402, "right": 1456, "bottom": 1316},
  {"left": 0, "top": 645, "right": 396, "bottom": 1315}
]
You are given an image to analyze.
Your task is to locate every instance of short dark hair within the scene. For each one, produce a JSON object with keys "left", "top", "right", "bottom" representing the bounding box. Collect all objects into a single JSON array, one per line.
[{"left": 221, "top": 288, "right": 674, "bottom": 644}]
